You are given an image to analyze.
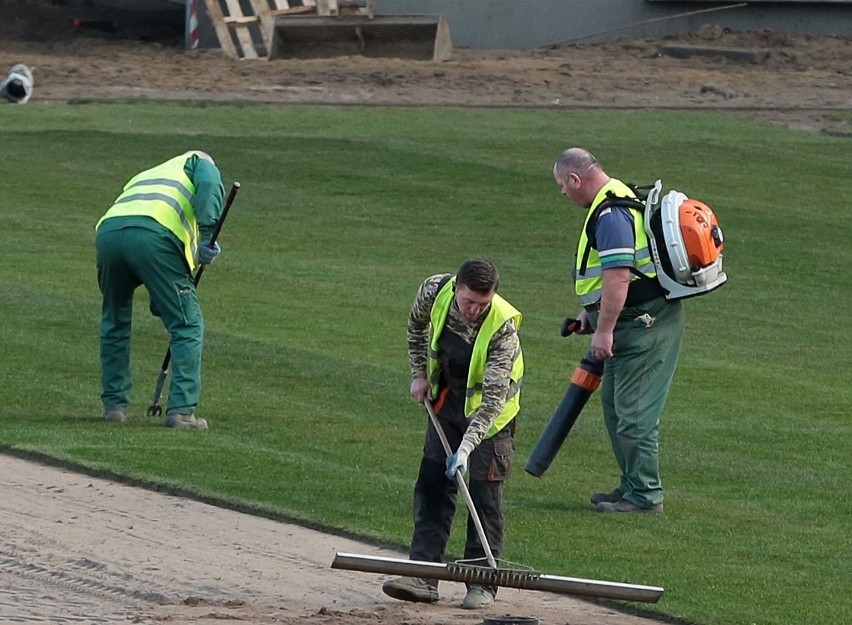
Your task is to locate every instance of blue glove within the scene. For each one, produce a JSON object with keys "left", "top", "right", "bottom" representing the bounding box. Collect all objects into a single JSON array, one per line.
[
  {"left": 198, "top": 240, "right": 221, "bottom": 265},
  {"left": 445, "top": 446, "right": 471, "bottom": 479}
]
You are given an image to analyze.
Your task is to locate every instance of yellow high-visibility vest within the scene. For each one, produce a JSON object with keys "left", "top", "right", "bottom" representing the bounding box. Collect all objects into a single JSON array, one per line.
[
  {"left": 574, "top": 179, "right": 656, "bottom": 306},
  {"left": 97, "top": 151, "right": 202, "bottom": 271},
  {"left": 427, "top": 277, "right": 524, "bottom": 438}
]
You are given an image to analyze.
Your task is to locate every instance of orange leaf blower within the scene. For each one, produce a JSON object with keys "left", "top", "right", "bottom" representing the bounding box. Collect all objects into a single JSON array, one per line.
[{"left": 525, "top": 343, "right": 604, "bottom": 478}]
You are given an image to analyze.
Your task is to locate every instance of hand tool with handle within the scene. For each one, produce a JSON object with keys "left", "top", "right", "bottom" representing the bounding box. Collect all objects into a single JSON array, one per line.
[
  {"left": 424, "top": 399, "right": 498, "bottom": 570},
  {"left": 331, "top": 394, "right": 664, "bottom": 603},
  {"left": 146, "top": 181, "right": 241, "bottom": 417}
]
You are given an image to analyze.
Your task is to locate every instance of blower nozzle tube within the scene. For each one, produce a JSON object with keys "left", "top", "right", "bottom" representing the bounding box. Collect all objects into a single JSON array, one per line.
[{"left": 524, "top": 351, "right": 603, "bottom": 478}]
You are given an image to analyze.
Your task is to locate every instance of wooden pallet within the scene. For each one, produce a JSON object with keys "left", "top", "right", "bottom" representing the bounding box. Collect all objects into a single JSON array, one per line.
[
  {"left": 202, "top": 0, "right": 376, "bottom": 59},
  {"left": 201, "top": 0, "right": 258, "bottom": 59}
]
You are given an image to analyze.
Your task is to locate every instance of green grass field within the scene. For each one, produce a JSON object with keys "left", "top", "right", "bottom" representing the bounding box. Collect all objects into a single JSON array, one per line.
[{"left": 1, "top": 101, "right": 849, "bottom": 625}]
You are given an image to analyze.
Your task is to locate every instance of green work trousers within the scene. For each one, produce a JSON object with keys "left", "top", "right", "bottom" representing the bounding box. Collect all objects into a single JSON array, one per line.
[
  {"left": 96, "top": 224, "right": 204, "bottom": 415},
  {"left": 591, "top": 295, "right": 684, "bottom": 508}
]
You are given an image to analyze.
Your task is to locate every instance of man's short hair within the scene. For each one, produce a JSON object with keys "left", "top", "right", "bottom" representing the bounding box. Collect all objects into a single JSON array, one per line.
[
  {"left": 456, "top": 258, "right": 499, "bottom": 294},
  {"left": 553, "top": 148, "right": 598, "bottom": 178}
]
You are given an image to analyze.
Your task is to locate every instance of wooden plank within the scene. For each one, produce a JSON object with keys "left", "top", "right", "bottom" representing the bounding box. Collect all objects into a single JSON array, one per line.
[
  {"left": 201, "top": 0, "right": 238, "bottom": 58},
  {"left": 270, "top": 6, "right": 317, "bottom": 15},
  {"left": 224, "top": 15, "right": 260, "bottom": 25},
  {"left": 432, "top": 14, "right": 451, "bottom": 62},
  {"left": 255, "top": 1, "right": 319, "bottom": 51},
  {"left": 252, "top": 0, "right": 276, "bottom": 43},
  {"left": 224, "top": 0, "right": 260, "bottom": 59}
]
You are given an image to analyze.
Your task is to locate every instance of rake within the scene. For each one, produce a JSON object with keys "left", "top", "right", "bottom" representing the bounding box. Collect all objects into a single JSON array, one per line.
[{"left": 331, "top": 400, "right": 664, "bottom": 603}]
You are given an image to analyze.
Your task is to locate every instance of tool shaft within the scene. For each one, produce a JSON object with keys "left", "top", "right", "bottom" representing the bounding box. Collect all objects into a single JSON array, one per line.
[
  {"left": 424, "top": 401, "right": 498, "bottom": 570},
  {"left": 146, "top": 181, "right": 240, "bottom": 416}
]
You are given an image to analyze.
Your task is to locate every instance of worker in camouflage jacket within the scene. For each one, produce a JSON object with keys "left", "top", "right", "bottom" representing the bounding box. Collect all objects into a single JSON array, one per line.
[{"left": 382, "top": 258, "right": 524, "bottom": 610}]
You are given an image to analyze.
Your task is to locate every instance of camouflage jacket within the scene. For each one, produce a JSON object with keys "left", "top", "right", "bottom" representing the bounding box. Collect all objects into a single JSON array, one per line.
[{"left": 407, "top": 273, "right": 520, "bottom": 448}]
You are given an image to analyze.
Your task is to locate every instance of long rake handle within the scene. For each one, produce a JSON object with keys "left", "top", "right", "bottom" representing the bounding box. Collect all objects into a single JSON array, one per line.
[
  {"left": 424, "top": 400, "right": 498, "bottom": 570},
  {"left": 190, "top": 181, "right": 241, "bottom": 289},
  {"left": 146, "top": 181, "right": 241, "bottom": 416}
]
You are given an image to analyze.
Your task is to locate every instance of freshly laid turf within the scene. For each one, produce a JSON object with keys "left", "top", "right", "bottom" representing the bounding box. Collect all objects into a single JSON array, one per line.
[{"left": 0, "top": 102, "right": 849, "bottom": 625}]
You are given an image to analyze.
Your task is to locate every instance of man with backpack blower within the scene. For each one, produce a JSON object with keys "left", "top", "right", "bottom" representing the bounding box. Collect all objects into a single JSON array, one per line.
[
  {"left": 95, "top": 151, "right": 226, "bottom": 430},
  {"left": 552, "top": 147, "right": 685, "bottom": 514}
]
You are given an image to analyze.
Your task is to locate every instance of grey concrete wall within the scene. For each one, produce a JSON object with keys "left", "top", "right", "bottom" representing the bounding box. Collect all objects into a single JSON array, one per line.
[
  {"left": 377, "top": 1, "right": 852, "bottom": 49},
  {"left": 190, "top": 0, "right": 852, "bottom": 51}
]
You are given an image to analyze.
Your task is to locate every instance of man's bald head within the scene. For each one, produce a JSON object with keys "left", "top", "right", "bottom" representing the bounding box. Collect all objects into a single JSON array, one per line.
[
  {"left": 552, "top": 147, "right": 609, "bottom": 208},
  {"left": 553, "top": 148, "right": 599, "bottom": 179}
]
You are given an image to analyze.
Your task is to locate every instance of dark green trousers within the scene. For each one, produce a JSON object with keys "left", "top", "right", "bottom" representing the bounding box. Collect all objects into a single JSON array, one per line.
[
  {"left": 96, "top": 224, "right": 203, "bottom": 415},
  {"left": 590, "top": 295, "right": 684, "bottom": 508}
]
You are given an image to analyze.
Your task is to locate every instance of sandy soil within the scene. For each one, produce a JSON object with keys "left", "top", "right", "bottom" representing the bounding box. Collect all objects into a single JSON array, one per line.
[
  {"left": 1, "top": 454, "right": 665, "bottom": 625},
  {"left": 1, "top": 2, "right": 850, "bottom": 624}
]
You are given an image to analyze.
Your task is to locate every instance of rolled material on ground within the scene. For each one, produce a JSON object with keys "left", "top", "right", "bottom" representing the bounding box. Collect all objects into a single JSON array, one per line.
[{"left": 0, "top": 63, "right": 33, "bottom": 104}]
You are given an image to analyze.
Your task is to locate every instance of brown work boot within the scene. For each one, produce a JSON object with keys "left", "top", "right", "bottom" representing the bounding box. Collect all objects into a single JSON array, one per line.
[
  {"left": 381, "top": 577, "right": 439, "bottom": 603},
  {"left": 164, "top": 413, "right": 209, "bottom": 430},
  {"left": 590, "top": 488, "right": 623, "bottom": 505},
  {"left": 595, "top": 499, "right": 663, "bottom": 514}
]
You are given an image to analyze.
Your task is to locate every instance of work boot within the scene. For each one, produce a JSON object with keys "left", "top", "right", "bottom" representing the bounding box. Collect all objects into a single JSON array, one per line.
[
  {"left": 164, "top": 413, "right": 209, "bottom": 430},
  {"left": 595, "top": 499, "right": 663, "bottom": 515},
  {"left": 590, "top": 488, "right": 623, "bottom": 505},
  {"left": 461, "top": 585, "right": 495, "bottom": 609},
  {"left": 381, "top": 576, "right": 439, "bottom": 603},
  {"left": 102, "top": 408, "right": 128, "bottom": 422}
]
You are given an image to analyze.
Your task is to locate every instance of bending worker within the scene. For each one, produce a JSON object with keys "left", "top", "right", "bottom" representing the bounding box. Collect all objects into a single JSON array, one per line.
[
  {"left": 95, "top": 150, "right": 225, "bottom": 429},
  {"left": 382, "top": 258, "right": 524, "bottom": 610},
  {"left": 552, "top": 147, "right": 684, "bottom": 514}
]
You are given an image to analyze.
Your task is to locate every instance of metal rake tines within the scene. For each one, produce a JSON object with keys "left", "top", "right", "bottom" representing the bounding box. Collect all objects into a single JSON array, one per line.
[
  {"left": 446, "top": 562, "right": 543, "bottom": 589},
  {"left": 330, "top": 551, "right": 664, "bottom": 602}
]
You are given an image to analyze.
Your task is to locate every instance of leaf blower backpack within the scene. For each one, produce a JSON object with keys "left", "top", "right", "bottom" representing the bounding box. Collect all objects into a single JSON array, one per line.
[{"left": 590, "top": 179, "right": 727, "bottom": 300}]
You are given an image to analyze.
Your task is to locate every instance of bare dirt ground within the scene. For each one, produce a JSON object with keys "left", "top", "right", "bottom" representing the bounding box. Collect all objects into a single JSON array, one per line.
[
  {"left": 1, "top": 2, "right": 850, "bottom": 624},
  {"left": 2, "top": 0, "right": 852, "bottom": 134},
  {"left": 1, "top": 454, "right": 664, "bottom": 625}
]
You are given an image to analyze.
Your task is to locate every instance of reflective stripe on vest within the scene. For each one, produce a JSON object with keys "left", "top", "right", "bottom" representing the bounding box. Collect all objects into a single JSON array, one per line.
[
  {"left": 96, "top": 152, "right": 201, "bottom": 271},
  {"left": 574, "top": 180, "right": 656, "bottom": 306},
  {"left": 427, "top": 277, "right": 524, "bottom": 438}
]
